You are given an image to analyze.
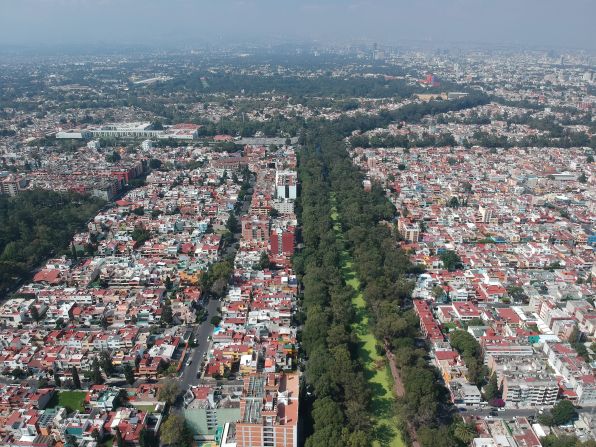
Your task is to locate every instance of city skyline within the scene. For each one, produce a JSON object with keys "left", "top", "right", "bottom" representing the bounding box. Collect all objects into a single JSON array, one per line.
[{"left": 1, "top": 0, "right": 596, "bottom": 51}]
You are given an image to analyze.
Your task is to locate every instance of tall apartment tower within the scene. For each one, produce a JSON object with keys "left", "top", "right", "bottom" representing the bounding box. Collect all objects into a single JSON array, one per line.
[{"left": 236, "top": 373, "right": 299, "bottom": 447}]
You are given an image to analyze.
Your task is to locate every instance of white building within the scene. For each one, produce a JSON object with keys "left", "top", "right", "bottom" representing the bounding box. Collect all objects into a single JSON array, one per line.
[{"left": 275, "top": 170, "right": 297, "bottom": 200}]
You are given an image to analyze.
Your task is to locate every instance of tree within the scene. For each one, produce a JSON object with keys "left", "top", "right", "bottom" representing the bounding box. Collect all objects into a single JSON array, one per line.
[
  {"left": 149, "top": 158, "right": 162, "bottom": 170},
  {"left": 258, "top": 251, "right": 272, "bottom": 270},
  {"left": 151, "top": 121, "right": 164, "bottom": 130},
  {"left": 105, "top": 151, "right": 121, "bottom": 163},
  {"left": 538, "top": 412, "right": 555, "bottom": 427},
  {"left": 550, "top": 399, "right": 577, "bottom": 426},
  {"left": 447, "top": 196, "right": 460, "bottom": 208},
  {"left": 161, "top": 301, "right": 173, "bottom": 325},
  {"left": 30, "top": 305, "right": 41, "bottom": 322},
  {"left": 164, "top": 275, "right": 172, "bottom": 291},
  {"left": 139, "top": 428, "right": 159, "bottom": 447},
  {"left": 417, "top": 426, "right": 458, "bottom": 447},
  {"left": 431, "top": 285, "right": 445, "bottom": 300},
  {"left": 226, "top": 212, "right": 239, "bottom": 234},
  {"left": 454, "top": 422, "right": 477, "bottom": 444},
  {"left": 157, "top": 378, "right": 180, "bottom": 406},
  {"left": 484, "top": 372, "right": 500, "bottom": 401},
  {"left": 115, "top": 427, "right": 124, "bottom": 447},
  {"left": 11, "top": 368, "right": 26, "bottom": 379},
  {"left": 210, "top": 316, "right": 222, "bottom": 326},
  {"left": 439, "top": 250, "right": 463, "bottom": 271},
  {"left": 54, "top": 369, "right": 61, "bottom": 387},
  {"left": 100, "top": 351, "right": 114, "bottom": 376},
  {"left": 91, "top": 428, "right": 100, "bottom": 442},
  {"left": 124, "top": 363, "right": 135, "bottom": 385},
  {"left": 131, "top": 227, "right": 151, "bottom": 244},
  {"left": 541, "top": 434, "right": 596, "bottom": 447},
  {"left": 0, "top": 190, "right": 105, "bottom": 298},
  {"left": 90, "top": 357, "right": 104, "bottom": 385},
  {"left": 450, "top": 330, "right": 486, "bottom": 384},
  {"left": 71, "top": 366, "right": 81, "bottom": 389},
  {"left": 160, "top": 413, "right": 193, "bottom": 447}
]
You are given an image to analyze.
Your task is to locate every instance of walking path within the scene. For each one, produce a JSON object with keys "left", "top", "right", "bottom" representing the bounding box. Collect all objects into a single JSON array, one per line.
[{"left": 385, "top": 346, "right": 421, "bottom": 447}]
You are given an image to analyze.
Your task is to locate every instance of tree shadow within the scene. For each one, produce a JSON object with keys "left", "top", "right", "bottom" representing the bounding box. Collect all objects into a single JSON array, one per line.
[{"left": 373, "top": 422, "right": 398, "bottom": 447}]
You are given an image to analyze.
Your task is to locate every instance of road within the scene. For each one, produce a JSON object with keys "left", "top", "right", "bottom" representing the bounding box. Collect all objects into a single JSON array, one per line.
[
  {"left": 458, "top": 406, "right": 596, "bottom": 420},
  {"left": 176, "top": 179, "right": 253, "bottom": 394},
  {"left": 178, "top": 296, "right": 221, "bottom": 391}
]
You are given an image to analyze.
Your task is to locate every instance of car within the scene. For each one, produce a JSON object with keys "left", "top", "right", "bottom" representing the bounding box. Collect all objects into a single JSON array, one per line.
[
  {"left": 187, "top": 360, "right": 192, "bottom": 366},
  {"left": 498, "top": 408, "right": 505, "bottom": 412}
]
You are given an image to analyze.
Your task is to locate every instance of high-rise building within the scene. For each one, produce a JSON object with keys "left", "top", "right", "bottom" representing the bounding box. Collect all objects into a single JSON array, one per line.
[
  {"left": 478, "top": 205, "right": 493, "bottom": 223},
  {"left": 241, "top": 216, "right": 270, "bottom": 243},
  {"left": 0, "top": 174, "right": 27, "bottom": 197},
  {"left": 397, "top": 218, "right": 421, "bottom": 243},
  {"left": 275, "top": 170, "right": 297, "bottom": 200},
  {"left": 235, "top": 373, "right": 299, "bottom": 447},
  {"left": 270, "top": 226, "right": 296, "bottom": 256}
]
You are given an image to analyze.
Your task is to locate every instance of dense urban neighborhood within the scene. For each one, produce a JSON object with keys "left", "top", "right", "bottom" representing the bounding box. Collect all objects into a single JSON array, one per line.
[{"left": 0, "top": 40, "right": 595, "bottom": 447}]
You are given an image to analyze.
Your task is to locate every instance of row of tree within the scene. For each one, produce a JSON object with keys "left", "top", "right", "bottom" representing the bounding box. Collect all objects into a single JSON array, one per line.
[
  {"left": 295, "top": 89, "right": 496, "bottom": 447},
  {"left": 304, "top": 124, "right": 471, "bottom": 447},
  {"left": 294, "top": 147, "right": 372, "bottom": 447}
]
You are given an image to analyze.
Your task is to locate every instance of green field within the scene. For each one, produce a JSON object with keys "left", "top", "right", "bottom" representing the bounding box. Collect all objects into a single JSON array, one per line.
[
  {"left": 49, "top": 390, "right": 87, "bottom": 412},
  {"left": 331, "top": 205, "right": 405, "bottom": 447},
  {"left": 132, "top": 403, "right": 157, "bottom": 413}
]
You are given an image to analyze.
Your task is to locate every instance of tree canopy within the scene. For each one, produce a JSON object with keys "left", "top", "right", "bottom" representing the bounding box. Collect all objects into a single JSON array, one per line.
[{"left": 0, "top": 190, "right": 104, "bottom": 297}]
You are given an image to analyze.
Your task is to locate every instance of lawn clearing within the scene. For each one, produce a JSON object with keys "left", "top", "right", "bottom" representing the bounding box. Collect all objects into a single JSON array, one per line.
[
  {"left": 131, "top": 404, "right": 157, "bottom": 412},
  {"left": 51, "top": 391, "right": 87, "bottom": 412}
]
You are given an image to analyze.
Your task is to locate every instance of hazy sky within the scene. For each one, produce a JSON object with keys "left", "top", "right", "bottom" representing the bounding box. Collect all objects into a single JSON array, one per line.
[{"left": 1, "top": 0, "right": 595, "bottom": 50}]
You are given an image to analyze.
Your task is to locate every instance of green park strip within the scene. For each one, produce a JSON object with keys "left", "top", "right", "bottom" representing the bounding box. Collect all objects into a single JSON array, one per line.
[{"left": 331, "top": 204, "right": 406, "bottom": 447}]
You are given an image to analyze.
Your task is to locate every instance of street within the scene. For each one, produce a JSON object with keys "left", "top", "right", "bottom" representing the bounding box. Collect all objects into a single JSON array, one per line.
[
  {"left": 176, "top": 179, "right": 253, "bottom": 394},
  {"left": 178, "top": 296, "right": 221, "bottom": 391},
  {"left": 458, "top": 405, "right": 596, "bottom": 421}
]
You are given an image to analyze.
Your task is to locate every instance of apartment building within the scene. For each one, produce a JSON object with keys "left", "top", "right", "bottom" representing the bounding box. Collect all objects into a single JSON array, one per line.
[
  {"left": 235, "top": 373, "right": 299, "bottom": 447},
  {"left": 501, "top": 375, "right": 558, "bottom": 408}
]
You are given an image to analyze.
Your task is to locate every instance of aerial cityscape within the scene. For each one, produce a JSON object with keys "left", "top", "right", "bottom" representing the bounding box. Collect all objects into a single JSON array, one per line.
[{"left": 0, "top": 1, "right": 595, "bottom": 447}]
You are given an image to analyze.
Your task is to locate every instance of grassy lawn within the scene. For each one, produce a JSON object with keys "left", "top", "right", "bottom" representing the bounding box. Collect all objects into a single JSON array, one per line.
[
  {"left": 131, "top": 404, "right": 157, "bottom": 412},
  {"left": 49, "top": 390, "right": 87, "bottom": 412},
  {"left": 331, "top": 203, "right": 405, "bottom": 447}
]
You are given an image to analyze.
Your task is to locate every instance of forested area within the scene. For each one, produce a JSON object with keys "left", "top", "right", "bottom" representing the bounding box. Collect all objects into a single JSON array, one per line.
[
  {"left": 296, "top": 120, "right": 475, "bottom": 446},
  {"left": 0, "top": 190, "right": 105, "bottom": 296},
  {"left": 151, "top": 72, "right": 451, "bottom": 100},
  {"left": 126, "top": 88, "right": 489, "bottom": 139},
  {"left": 294, "top": 147, "right": 371, "bottom": 447}
]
